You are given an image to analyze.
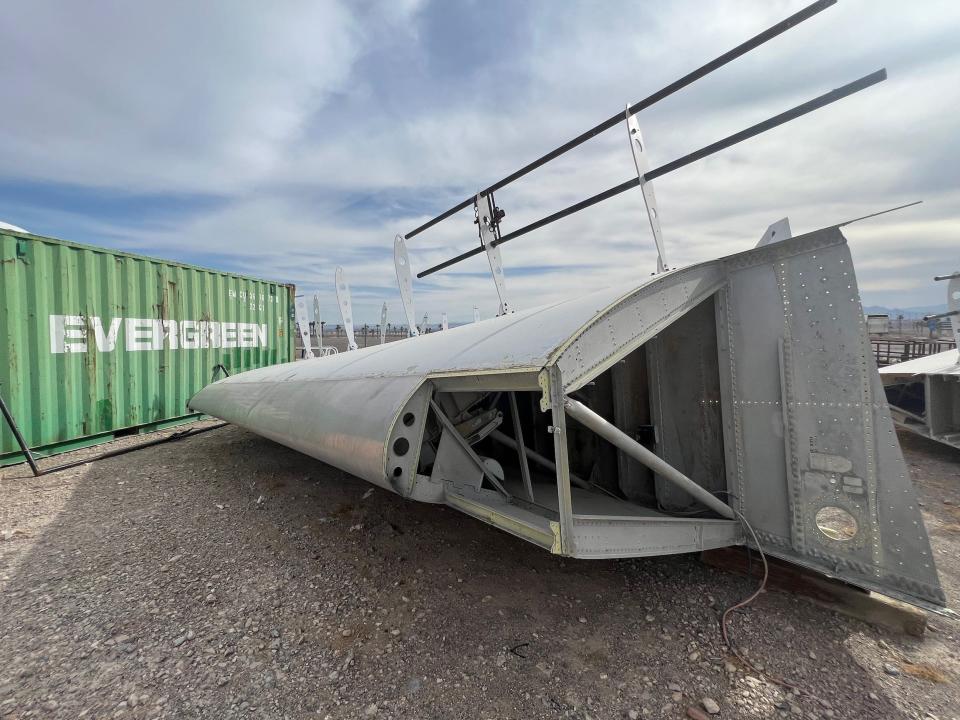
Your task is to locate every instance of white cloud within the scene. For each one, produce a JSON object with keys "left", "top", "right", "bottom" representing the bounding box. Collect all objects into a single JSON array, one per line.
[{"left": 1, "top": 0, "right": 958, "bottom": 322}]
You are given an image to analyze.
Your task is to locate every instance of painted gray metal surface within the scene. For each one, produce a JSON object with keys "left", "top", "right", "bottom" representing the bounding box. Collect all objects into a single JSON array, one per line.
[
  {"left": 881, "top": 350, "right": 960, "bottom": 450},
  {"left": 189, "top": 226, "right": 945, "bottom": 610},
  {"left": 715, "top": 228, "right": 944, "bottom": 609}
]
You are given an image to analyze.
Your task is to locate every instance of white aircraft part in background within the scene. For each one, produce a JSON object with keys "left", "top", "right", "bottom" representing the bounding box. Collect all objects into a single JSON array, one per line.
[
  {"left": 335, "top": 266, "right": 358, "bottom": 351},
  {"left": 313, "top": 294, "right": 323, "bottom": 353},
  {"left": 294, "top": 295, "right": 314, "bottom": 359},
  {"left": 380, "top": 302, "right": 388, "bottom": 345},
  {"left": 394, "top": 235, "right": 419, "bottom": 337}
]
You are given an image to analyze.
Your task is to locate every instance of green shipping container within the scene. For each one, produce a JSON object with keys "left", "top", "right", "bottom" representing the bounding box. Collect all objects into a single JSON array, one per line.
[{"left": 1, "top": 229, "right": 295, "bottom": 465}]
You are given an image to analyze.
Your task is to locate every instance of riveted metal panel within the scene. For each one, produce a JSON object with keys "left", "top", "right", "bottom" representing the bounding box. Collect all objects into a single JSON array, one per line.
[
  {"left": 185, "top": 225, "right": 944, "bottom": 609},
  {"left": 718, "top": 226, "right": 945, "bottom": 609},
  {"left": 0, "top": 229, "right": 295, "bottom": 464}
]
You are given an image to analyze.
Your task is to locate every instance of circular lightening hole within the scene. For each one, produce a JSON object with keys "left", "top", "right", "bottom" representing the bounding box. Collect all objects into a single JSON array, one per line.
[
  {"left": 402, "top": 412, "right": 415, "bottom": 427},
  {"left": 815, "top": 506, "right": 858, "bottom": 541},
  {"left": 392, "top": 466, "right": 403, "bottom": 477},
  {"left": 393, "top": 437, "right": 410, "bottom": 456}
]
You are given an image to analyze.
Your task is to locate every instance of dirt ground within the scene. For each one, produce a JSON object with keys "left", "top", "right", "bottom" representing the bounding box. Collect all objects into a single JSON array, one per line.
[{"left": 1, "top": 425, "right": 958, "bottom": 720}]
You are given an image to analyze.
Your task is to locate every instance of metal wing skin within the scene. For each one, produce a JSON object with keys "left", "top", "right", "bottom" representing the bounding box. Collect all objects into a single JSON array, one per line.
[{"left": 189, "top": 227, "right": 946, "bottom": 611}]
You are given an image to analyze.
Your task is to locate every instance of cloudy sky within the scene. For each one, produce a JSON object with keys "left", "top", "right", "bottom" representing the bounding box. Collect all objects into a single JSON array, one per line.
[{"left": 2, "top": 0, "right": 958, "bottom": 323}]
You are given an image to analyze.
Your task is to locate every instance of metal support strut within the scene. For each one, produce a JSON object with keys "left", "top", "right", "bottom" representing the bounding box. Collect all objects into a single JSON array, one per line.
[
  {"left": 562, "top": 397, "right": 735, "bottom": 520},
  {"left": 429, "top": 398, "right": 511, "bottom": 499},
  {"left": 625, "top": 105, "right": 667, "bottom": 272},
  {"left": 507, "top": 393, "right": 534, "bottom": 501}
]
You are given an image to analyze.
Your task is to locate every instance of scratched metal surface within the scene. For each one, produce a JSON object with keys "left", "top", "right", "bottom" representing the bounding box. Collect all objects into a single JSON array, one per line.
[
  {"left": 718, "top": 226, "right": 945, "bottom": 609},
  {"left": 188, "top": 226, "right": 945, "bottom": 609}
]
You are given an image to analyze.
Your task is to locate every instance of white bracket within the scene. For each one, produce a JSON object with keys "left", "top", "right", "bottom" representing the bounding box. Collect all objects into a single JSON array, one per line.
[
  {"left": 394, "top": 234, "right": 419, "bottom": 337},
  {"left": 441, "top": 312, "right": 448, "bottom": 331},
  {"left": 476, "top": 193, "right": 511, "bottom": 315},
  {"left": 625, "top": 106, "right": 668, "bottom": 273},
  {"left": 420, "top": 313, "right": 428, "bottom": 334},
  {"left": 312, "top": 293, "right": 323, "bottom": 353},
  {"left": 294, "top": 295, "right": 314, "bottom": 359},
  {"left": 473, "top": 306, "right": 480, "bottom": 323},
  {"left": 335, "top": 266, "right": 358, "bottom": 351},
  {"left": 757, "top": 217, "right": 792, "bottom": 247},
  {"left": 380, "top": 302, "right": 388, "bottom": 344}
]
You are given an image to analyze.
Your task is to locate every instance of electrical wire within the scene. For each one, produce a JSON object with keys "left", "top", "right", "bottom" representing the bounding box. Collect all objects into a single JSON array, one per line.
[{"left": 721, "top": 510, "right": 804, "bottom": 694}]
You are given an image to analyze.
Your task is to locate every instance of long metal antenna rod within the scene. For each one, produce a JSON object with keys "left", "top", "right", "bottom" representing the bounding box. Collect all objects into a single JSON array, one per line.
[
  {"left": 404, "top": 0, "right": 835, "bottom": 241},
  {"left": 417, "top": 69, "right": 886, "bottom": 279},
  {"left": 838, "top": 200, "right": 922, "bottom": 227}
]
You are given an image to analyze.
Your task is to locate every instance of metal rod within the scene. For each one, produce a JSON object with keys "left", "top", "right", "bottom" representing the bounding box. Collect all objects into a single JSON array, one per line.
[
  {"left": 417, "top": 68, "right": 887, "bottom": 279},
  {"left": 648, "top": 69, "right": 886, "bottom": 181},
  {"left": 934, "top": 272, "right": 960, "bottom": 282},
  {"left": 489, "top": 428, "right": 590, "bottom": 491},
  {"left": 837, "top": 200, "right": 923, "bottom": 227},
  {"left": 923, "top": 309, "right": 960, "bottom": 321},
  {"left": 562, "top": 397, "right": 735, "bottom": 520},
  {"left": 404, "top": 0, "right": 836, "bottom": 241},
  {"left": 429, "top": 398, "right": 511, "bottom": 499},
  {"left": 508, "top": 393, "right": 535, "bottom": 502},
  {"left": 0, "top": 388, "right": 40, "bottom": 476}
]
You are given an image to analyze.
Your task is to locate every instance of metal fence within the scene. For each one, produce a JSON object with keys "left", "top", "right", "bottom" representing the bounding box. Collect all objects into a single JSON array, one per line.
[{"left": 871, "top": 337, "right": 956, "bottom": 367}]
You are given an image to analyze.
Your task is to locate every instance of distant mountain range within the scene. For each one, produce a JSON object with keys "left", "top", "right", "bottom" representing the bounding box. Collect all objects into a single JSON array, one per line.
[{"left": 863, "top": 304, "right": 947, "bottom": 318}]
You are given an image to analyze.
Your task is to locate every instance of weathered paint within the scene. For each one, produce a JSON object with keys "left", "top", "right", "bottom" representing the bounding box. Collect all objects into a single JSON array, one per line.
[{"left": 0, "top": 229, "right": 295, "bottom": 464}]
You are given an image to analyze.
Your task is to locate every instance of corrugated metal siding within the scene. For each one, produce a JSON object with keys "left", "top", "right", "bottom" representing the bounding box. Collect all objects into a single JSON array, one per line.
[{"left": 1, "top": 230, "right": 295, "bottom": 461}]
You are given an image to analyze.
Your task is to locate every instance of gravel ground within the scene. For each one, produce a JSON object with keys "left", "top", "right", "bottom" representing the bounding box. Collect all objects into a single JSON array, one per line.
[{"left": 1, "top": 424, "right": 958, "bottom": 720}]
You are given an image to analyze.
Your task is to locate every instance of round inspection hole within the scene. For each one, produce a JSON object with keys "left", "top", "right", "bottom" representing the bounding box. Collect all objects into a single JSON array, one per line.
[
  {"left": 392, "top": 466, "right": 403, "bottom": 478},
  {"left": 815, "top": 506, "right": 858, "bottom": 541},
  {"left": 402, "top": 412, "right": 416, "bottom": 427},
  {"left": 393, "top": 437, "right": 410, "bottom": 456}
]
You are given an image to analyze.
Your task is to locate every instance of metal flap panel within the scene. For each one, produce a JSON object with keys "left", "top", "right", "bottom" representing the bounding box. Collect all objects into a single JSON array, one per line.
[
  {"left": 719, "top": 226, "right": 945, "bottom": 609},
  {"left": 554, "top": 265, "right": 725, "bottom": 392}
]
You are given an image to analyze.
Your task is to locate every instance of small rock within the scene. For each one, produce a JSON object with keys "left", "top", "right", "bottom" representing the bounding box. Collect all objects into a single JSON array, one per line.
[
  {"left": 868, "top": 693, "right": 880, "bottom": 701},
  {"left": 628, "top": 711, "right": 639, "bottom": 720},
  {"left": 341, "top": 629, "right": 353, "bottom": 638},
  {"left": 701, "top": 697, "right": 720, "bottom": 715},
  {"left": 364, "top": 704, "right": 378, "bottom": 716},
  {"left": 672, "top": 691, "right": 683, "bottom": 702},
  {"left": 578, "top": 617, "right": 587, "bottom": 624},
  {"left": 645, "top": 615, "right": 655, "bottom": 623},
  {"left": 688, "top": 651, "right": 700, "bottom": 662},
  {"left": 328, "top": 671, "right": 339, "bottom": 681},
  {"left": 128, "top": 695, "right": 138, "bottom": 708},
  {"left": 882, "top": 663, "right": 900, "bottom": 676},
  {"left": 668, "top": 683, "right": 682, "bottom": 693},
  {"left": 172, "top": 635, "right": 187, "bottom": 647},
  {"left": 43, "top": 700, "right": 58, "bottom": 711},
  {"left": 808, "top": 651, "right": 817, "bottom": 660},
  {"left": 686, "top": 708, "right": 710, "bottom": 720},
  {"left": 724, "top": 662, "right": 737, "bottom": 674},
  {"left": 185, "top": 630, "right": 195, "bottom": 641}
]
